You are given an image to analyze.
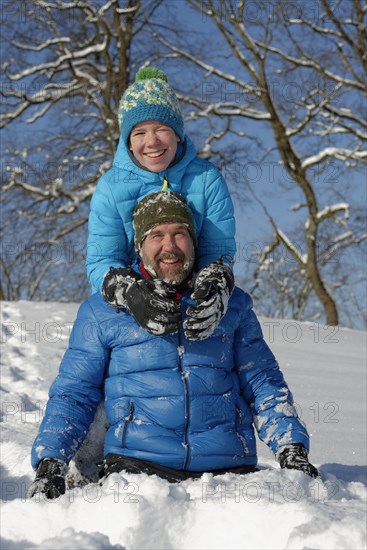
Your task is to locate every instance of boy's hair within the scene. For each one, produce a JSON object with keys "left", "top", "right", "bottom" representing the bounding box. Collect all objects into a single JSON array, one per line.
[{"left": 118, "top": 67, "right": 184, "bottom": 144}]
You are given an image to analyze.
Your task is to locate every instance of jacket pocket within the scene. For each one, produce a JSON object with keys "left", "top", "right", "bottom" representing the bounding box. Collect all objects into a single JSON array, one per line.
[{"left": 122, "top": 401, "right": 134, "bottom": 448}]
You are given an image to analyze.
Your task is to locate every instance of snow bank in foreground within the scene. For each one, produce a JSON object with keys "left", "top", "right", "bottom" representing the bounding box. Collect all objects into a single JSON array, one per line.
[{"left": 1, "top": 301, "right": 366, "bottom": 549}]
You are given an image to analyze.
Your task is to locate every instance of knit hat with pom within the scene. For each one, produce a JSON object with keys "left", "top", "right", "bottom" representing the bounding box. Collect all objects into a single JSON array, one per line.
[
  {"left": 133, "top": 191, "right": 197, "bottom": 252},
  {"left": 118, "top": 67, "right": 184, "bottom": 144}
]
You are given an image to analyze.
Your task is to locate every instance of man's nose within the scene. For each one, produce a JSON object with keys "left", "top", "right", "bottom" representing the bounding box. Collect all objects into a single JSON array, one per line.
[{"left": 162, "top": 234, "right": 177, "bottom": 251}]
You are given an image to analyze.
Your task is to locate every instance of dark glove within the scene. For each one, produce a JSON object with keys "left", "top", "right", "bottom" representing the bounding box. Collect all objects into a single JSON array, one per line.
[
  {"left": 102, "top": 267, "right": 181, "bottom": 335},
  {"left": 126, "top": 278, "right": 182, "bottom": 335},
  {"left": 184, "top": 257, "right": 234, "bottom": 340},
  {"left": 102, "top": 266, "right": 141, "bottom": 310},
  {"left": 29, "top": 458, "right": 67, "bottom": 500},
  {"left": 277, "top": 444, "right": 319, "bottom": 478}
]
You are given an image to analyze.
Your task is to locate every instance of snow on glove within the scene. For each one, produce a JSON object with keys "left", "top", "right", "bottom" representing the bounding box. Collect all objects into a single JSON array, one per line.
[
  {"left": 184, "top": 257, "right": 235, "bottom": 341},
  {"left": 277, "top": 444, "right": 319, "bottom": 478},
  {"left": 125, "top": 278, "right": 182, "bottom": 335},
  {"left": 29, "top": 458, "right": 67, "bottom": 500},
  {"left": 102, "top": 267, "right": 142, "bottom": 310},
  {"left": 102, "top": 267, "right": 181, "bottom": 335}
]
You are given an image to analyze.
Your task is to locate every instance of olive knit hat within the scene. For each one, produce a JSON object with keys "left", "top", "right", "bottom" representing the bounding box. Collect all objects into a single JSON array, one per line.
[
  {"left": 118, "top": 67, "right": 184, "bottom": 144},
  {"left": 133, "top": 191, "right": 197, "bottom": 252}
]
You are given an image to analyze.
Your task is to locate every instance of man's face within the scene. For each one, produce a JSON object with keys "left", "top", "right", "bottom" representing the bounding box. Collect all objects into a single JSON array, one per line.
[
  {"left": 140, "top": 223, "right": 195, "bottom": 284},
  {"left": 129, "top": 121, "right": 180, "bottom": 172}
]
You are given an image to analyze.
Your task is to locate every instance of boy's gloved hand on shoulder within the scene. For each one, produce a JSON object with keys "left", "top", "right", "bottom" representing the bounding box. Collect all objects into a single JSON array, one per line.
[
  {"left": 102, "top": 267, "right": 181, "bottom": 335},
  {"left": 29, "top": 458, "right": 67, "bottom": 500},
  {"left": 184, "top": 258, "right": 234, "bottom": 341},
  {"left": 277, "top": 443, "right": 319, "bottom": 478}
]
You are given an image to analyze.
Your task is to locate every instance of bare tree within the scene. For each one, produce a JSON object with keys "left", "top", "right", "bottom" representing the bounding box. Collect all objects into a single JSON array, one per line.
[
  {"left": 153, "top": 0, "right": 367, "bottom": 326},
  {"left": 1, "top": 1, "right": 365, "bottom": 329},
  {"left": 1, "top": 0, "right": 163, "bottom": 300},
  {"left": 248, "top": 210, "right": 367, "bottom": 329}
]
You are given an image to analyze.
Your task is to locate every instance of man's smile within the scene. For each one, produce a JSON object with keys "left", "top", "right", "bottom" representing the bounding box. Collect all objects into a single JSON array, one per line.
[{"left": 159, "top": 255, "right": 182, "bottom": 266}]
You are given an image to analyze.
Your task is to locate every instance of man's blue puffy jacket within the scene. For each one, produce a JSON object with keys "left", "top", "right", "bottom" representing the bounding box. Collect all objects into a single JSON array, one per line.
[
  {"left": 31, "top": 282, "right": 309, "bottom": 471},
  {"left": 86, "top": 136, "right": 236, "bottom": 292}
]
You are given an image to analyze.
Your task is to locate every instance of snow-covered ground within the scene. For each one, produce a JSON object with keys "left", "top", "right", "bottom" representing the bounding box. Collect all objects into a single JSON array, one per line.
[{"left": 1, "top": 300, "right": 366, "bottom": 550}]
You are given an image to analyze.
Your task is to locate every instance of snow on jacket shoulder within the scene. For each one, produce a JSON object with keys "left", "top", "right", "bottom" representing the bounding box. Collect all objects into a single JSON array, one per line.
[
  {"left": 86, "top": 136, "right": 236, "bottom": 292},
  {"left": 31, "top": 288, "right": 309, "bottom": 471}
]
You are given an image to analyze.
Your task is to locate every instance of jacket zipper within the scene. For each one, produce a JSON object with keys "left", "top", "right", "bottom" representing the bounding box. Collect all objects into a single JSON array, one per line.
[
  {"left": 122, "top": 401, "right": 134, "bottom": 448},
  {"left": 178, "top": 330, "right": 191, "bottom": 469}
]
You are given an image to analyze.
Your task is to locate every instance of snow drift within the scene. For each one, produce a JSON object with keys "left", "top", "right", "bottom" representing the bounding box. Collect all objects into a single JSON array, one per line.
[{"left": 1, "top": 300, "right": 366, "bottom": 549}]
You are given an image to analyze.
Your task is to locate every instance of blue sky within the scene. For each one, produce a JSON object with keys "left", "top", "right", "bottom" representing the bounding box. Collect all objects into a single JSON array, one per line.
[{"left": 3, "top": 0, "right": 365, "bottom": 327}]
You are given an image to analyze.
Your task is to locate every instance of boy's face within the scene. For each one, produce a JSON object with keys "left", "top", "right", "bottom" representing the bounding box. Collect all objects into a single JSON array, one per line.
[{"left": 129, "top": 121, "right": 180, "bottom": 173}]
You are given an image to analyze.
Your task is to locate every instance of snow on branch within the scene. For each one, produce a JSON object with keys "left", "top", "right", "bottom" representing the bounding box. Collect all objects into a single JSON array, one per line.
[
  {"left": 25, "top": 102, "right": 54, "bottom": 124},
  {"left": 0, "top": 81, "right": 83, "bottom": 128},
  {"left": 184, "top": 101, "right": 270, "bottom": 121},
  {"left": 322, "top": 231, "right": 367, "bottom": 262},
  {"left": 302, "top": 148, "right": 367, "bottom": 170},
  {"left": 286, "top": 95, "right": 331, "bottom": 137},
  {"left": 314, "top": 120, "right": 367, "bottom": 141},
  {"left": 256, "top": 236, "right": 280, "bottom": 271},
  {"left": 288, "top": 18, "right": 343, "bottom": 39},
  {"left": 253, "top": 40, "right": 366, "bottom": 92},
  {"left": 246, "top": 182, "right": 307, "bottom": 266},
  {"left": 289, "top": 203, "right": 307, "bottom": 212},
  {"left": 154, "top": 33, "right": 259, "bottom": 93},
  {"left": 324, "top": 107, "right": 367, "bottom": 129},
  {"left": 4, "top": 36, "right": 71, "bottom": 52},
  {"left": 3, "top": 37, "right": 108, "bottom": 81},
  {"left": 276, "top": 228, "right": 307, "bottom": 266},
  {"left": 316, "top": 203, "right": 349, "bottom": 223},
  {"left": 176, "top": 91, "right": 268, "bottom": 120},
  {"left": 319, "top": 107, "right": 367, "bottom": 140}
]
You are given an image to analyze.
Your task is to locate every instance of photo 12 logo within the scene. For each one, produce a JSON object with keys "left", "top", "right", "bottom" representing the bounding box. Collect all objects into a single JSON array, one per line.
[{"left": 202, "top": 478, "right": 340, "bottom": 504}]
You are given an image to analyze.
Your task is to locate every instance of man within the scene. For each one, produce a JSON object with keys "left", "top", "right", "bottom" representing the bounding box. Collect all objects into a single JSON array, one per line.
[{"left": 30, "top": 191, "right": 317, "bottom": 499}]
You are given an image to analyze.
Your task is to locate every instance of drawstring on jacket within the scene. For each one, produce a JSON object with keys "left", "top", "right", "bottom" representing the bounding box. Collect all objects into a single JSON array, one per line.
[{"left": 161, "top": 175, "right": 169, "bottom": 191}]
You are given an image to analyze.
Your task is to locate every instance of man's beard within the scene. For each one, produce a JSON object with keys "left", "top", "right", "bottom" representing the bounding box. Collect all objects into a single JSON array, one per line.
[{"left": 144, "top": 253, "right": 194, "bottom": 285}]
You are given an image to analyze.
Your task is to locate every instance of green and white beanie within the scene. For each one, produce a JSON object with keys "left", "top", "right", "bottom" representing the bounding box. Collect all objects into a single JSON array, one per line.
[
  {"left": 133, "top": 191, "right": 197, "bottom": 252},
  {"left": 118, "top": 67, "right": 184, "bottom": 144}
]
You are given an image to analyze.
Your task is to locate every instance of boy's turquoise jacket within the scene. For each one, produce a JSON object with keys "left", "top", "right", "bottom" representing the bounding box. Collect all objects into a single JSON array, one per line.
[
  {"left": 86, "top": 136, "right": 236, "bottom": 292},
  {"left": 31, "top": 267, "right": 309, "bottom": 471}
]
